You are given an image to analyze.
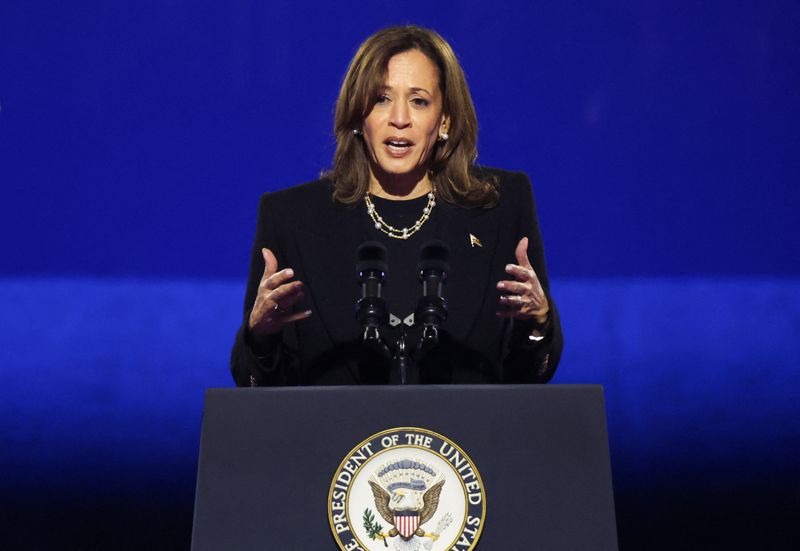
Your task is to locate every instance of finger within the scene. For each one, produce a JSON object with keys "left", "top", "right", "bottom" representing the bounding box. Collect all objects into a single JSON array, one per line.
[
  {"left": 504, "top": 263, "right": 537, "bottom": 283},
  {"left": 514, "top": 237, "right": 532, "bottom": 270},
  {"left": 264, "top": 267, "right": 296, "bottom": 291},
  {"left": 499, "top": 294, "right": 527, "bottom": 305},
  {"left": 261, "top": 247, "right": 279, "bottom": 280},
  {"left": 496, "top": 280, "right": 531, "bottom": 296},
  {"left": 268, "top": 280, "right": 304, "bottom": 303},
  {"left": 280, "top": 309, "right": 313, "bottom": 324}
]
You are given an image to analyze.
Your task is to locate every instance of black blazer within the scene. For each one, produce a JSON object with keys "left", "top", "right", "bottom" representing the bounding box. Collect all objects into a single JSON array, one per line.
[{"left": 230, "top": 167, "right": 562, "bottom": 386}]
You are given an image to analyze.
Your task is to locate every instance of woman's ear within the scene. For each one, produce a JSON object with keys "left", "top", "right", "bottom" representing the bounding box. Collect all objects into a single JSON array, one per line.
[{"left": 440, "top": 114, "right": 450, "bottom": 134}]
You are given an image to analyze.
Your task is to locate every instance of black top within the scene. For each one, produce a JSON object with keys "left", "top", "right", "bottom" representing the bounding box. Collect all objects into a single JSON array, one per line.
[{"left": 230, "top": 166, "right": 563, "bottom": 386}]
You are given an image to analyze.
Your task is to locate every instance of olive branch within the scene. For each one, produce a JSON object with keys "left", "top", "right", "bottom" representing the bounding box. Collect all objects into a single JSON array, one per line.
[{"left": 362, "top": 508, "right": 387, "bottom": 546}]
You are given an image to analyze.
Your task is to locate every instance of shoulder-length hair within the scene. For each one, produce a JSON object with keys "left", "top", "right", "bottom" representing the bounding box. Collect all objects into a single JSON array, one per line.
[{"left": 329, "top": 25, "right": 498, "bottom": 208}]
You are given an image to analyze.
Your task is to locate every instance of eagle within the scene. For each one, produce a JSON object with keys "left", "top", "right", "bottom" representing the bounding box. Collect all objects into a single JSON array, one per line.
[{"left": 368, "top": 478, "right": 445, "bottom": 541}]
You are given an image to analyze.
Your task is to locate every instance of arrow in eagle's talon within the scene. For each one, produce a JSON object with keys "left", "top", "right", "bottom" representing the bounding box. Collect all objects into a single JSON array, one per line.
[{"left": 422, "top": 513, "right": 454, "bottom": 550}]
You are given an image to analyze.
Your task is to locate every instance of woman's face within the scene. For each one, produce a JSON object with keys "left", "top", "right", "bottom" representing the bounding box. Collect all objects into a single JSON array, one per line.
[{"left": 361, "top": 49, "right": 448, "bottom": 186}]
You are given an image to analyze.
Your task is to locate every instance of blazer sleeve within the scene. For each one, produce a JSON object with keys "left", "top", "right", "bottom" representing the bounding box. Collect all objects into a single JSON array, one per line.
[
  {"left": 501, "top": 172, "right": 563, "bottom": 383},
  {"left": 230, "top": 193, "right": 299, "bottom": 387}
]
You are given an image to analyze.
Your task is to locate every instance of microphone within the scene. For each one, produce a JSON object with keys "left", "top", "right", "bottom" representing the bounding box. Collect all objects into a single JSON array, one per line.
[
  {"left": 355, "top": 241, "right": 392, "bottom": 383},
  {"left": 415, "top": 239, "right": 450, "bottom": 343},
  {"left": 355, "top": 241, "right": 389, "bottom": 338}
]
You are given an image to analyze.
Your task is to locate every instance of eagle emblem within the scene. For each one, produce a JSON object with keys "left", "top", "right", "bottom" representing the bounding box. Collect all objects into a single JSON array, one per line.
[
  {"left": 329, "top": 428, "right": 485, "bottom": 550},
  {"left": 365, "top": 459, "right": 449, "bottom": 546}
]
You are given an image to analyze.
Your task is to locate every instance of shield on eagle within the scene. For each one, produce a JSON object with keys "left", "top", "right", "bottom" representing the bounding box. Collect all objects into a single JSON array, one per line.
[{"left": 393, "top": 510, "right": 420, "bottom": 539}]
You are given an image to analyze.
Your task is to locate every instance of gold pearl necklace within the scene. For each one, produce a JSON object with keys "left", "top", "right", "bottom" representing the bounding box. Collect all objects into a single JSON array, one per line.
[{"left": 365, "top": 184, "right": 437, "bottom": 240}]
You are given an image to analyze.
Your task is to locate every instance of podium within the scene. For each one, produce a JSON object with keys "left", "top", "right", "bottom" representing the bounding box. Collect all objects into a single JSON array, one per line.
[{"left": 192, "top": 385, "right": 617, "bottom": 550}]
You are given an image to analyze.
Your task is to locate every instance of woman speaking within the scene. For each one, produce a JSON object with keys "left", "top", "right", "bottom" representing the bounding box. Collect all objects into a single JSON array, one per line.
[{"left": 231, "top": 26, "right": 562, "bottom": 386}]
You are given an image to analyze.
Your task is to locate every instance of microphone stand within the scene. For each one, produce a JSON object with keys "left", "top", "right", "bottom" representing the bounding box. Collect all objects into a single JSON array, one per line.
[
  {"left": 354, "top": 239, "right": 449, "bottom": 385},
  {"left": 393, "top": 330, "right": 410, "bottom": 385}
]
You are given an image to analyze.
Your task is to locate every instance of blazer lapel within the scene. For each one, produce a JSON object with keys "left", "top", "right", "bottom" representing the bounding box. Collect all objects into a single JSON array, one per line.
[
  {"left": 434, "top": 203, "right": 502, "bottom": 341},
  {"left": 293, "top": 202, "right": 370, "bottom": 345}
]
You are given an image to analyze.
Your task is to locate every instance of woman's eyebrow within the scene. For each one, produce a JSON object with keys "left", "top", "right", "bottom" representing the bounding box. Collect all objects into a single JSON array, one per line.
[{"left": 379, "top": 85, "right": 433, "bottom": 95}]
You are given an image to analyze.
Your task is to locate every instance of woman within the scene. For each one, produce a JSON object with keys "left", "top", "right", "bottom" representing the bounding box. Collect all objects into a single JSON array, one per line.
[{"left": 231, "top": 25, "right": 562, "bottom": 386}]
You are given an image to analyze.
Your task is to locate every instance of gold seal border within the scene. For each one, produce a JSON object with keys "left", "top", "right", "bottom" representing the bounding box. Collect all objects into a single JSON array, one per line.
[{"left": 327, "top": 426, "right": 487, "bottom": 551}]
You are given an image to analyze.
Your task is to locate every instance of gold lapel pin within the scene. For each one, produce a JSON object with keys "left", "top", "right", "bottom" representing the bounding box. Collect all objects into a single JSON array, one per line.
[{"left": 469, "top": 233, "right": 482, "bottom": 248}]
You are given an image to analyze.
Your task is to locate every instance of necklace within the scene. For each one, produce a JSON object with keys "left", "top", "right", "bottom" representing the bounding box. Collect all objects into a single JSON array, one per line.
[{"left": 365, "top": 184, "right": 437, "bottom": 240}]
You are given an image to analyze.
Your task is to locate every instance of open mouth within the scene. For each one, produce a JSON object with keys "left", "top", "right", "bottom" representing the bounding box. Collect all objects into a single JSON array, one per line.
[{"left": 384, "top": 138, "right": 414, "bottom": 156}]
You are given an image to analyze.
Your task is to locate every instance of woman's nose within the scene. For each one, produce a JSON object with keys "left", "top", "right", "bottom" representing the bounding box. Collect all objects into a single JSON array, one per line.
[{"left": 389, "top": 102, "right": 411, "bottom": 128}]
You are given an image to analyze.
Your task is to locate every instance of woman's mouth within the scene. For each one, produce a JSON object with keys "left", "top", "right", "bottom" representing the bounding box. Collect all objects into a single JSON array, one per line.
[{"left": 384, "top": 138, "right": 414, "bottom": 157}]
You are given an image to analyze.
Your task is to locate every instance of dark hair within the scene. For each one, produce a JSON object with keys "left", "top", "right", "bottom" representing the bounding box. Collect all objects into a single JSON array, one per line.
[{"left": 329, "top": 25, "right": 498, "bottom": 208}]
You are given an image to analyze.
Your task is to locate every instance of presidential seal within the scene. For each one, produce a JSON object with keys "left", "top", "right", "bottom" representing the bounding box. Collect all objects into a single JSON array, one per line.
[{"left": 328, "top": 427, "right": 486, "bottom": 551}]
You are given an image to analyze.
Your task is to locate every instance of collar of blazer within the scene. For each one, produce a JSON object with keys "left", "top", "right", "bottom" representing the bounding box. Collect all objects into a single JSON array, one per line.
[{"left": 292, "top": 197, "right": 502, "bottom": 346}]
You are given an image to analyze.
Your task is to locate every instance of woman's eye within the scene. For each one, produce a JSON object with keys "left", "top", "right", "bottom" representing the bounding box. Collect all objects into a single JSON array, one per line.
[
  {"left": 376, "top": 95, "right": 389, "bottom": 104},
  {"left": 412, "top": 98, "right": 430, "bottom": 107}
]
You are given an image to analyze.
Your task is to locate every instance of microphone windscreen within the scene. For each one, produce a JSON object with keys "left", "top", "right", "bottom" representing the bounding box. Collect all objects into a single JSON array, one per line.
[
  {"left": 356, "top": 241, "right": 388, "bottom": 273},
  {"left": 418, "top": 239, "right": 450, "bottom": 273}
]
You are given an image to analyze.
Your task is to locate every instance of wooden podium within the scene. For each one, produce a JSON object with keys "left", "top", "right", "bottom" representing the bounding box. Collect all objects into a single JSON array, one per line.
[{"left": 192, "top": 385, "right": 617, "bottom": 550}]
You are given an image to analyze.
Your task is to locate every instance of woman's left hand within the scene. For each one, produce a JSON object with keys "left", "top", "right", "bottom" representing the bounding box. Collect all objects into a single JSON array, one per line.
[{"left": 496, "top": 237, "right": 549, "bottom": 322}]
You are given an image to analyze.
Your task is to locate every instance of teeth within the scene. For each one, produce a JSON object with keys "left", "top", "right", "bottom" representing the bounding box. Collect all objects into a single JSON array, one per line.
[{"left": 387, "top": 141, "right": 411, "bottom": 147}]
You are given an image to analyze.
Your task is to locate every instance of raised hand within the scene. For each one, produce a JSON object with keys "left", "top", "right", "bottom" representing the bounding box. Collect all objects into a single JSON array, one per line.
[
  {"left": 496, "top": 237, "right": 549, "bottom": 323},
  {"left": 248, "top": 247, "right": 312, "bottom": 339}
]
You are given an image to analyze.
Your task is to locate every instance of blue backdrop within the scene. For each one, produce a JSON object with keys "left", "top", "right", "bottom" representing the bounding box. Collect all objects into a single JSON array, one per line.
[{"left": 2, "top": 1, "right": 798, "bottom": 549}]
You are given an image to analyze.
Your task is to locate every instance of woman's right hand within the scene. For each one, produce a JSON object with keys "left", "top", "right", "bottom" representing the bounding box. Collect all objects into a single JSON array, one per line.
[{"left": 247, "top": 247, "right": 312, "bottom": 340}]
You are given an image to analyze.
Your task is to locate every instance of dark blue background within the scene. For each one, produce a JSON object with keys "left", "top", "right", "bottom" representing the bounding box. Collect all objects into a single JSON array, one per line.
[{"left": 2, "top": 1, "right": 798, "bottom": 549}]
